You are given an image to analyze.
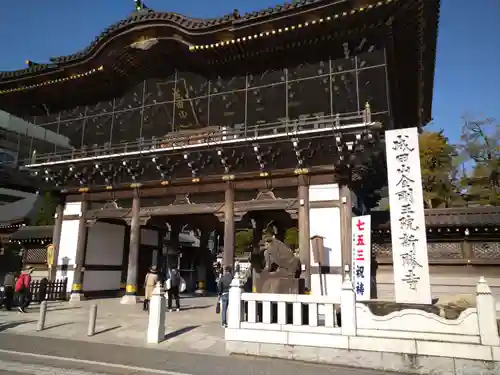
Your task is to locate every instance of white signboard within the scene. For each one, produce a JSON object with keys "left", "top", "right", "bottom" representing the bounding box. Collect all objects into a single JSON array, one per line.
[
  {"left": 385, "top": 127, "right": 431, "bottom": 304},
  {"left": 352, "top": 215, "right": 371, "bottom": 301}
]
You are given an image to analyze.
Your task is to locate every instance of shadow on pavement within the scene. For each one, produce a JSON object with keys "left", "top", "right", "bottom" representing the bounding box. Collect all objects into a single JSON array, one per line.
[
  {"left": 43, "top": 322, "right": 74, "bottom": 331},
  {"left": 181, "top": 305, "right": 214, "bottom": 311},
  {"left": 96, "top": 325, "right": 121, "bottom": 335},
  {"left": 165, "top": 325, "right": 199, "bottom": 340},
  {"left": 28, "top": 306, "right": 82, "bottom": 313},
  {"left": 0, "top": 320, "right": 36, "bottom": 332}
]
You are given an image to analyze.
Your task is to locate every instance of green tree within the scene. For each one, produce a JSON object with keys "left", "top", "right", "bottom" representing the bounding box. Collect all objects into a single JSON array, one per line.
[
  {"left": 235, "top": 229, "right": 253, "bottom": 256},
  {"left": 34, "top": 192, "right": 57, "bottom": 226},
  {"left": 419, "top": 131, "right": 462, "bottom": 208},
  {"left": 284, "top": 227, "right": 298, "bottom": 250},
  {"left": 459, "top": 117, "right": 500, "bottom": 206}
]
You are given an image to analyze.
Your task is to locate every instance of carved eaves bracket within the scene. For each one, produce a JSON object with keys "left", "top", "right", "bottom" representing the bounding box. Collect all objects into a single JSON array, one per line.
[
  {"left": 285, "top": 209, "right": 299, "bottom": 220},
  {"left": 85, "top": 219, "right": 97, "bottom": 227},
  {"left": 214, "top": 212, "right": 244, "bottom": 223},
  {"left": 124, "top": 216, "right": 151, "bottom": 226}
]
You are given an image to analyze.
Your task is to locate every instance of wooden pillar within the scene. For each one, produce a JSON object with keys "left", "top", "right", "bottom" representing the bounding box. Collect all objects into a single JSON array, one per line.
[
  {"left": 70, "top": 198, "right": 88, "bottom": 302},
  {"left": 298, "top": 175, "right": 311, "bottom": 290},
  {"left": 121, "top": 190, "right": 141, "bottom": 304},
  {"left": 223, "top": 183, "right": 235, "bottom": 271},
  {"left": 340, "top": 184, "right": 353, "bottom": 277},
  {"left": 251, "top": 219, "right": 264, "bottom": 293},
  {"left": 49, "top": 195, "right": 65, "bottom": 281},
  {"left": 167, "top": 222, "right": 181, "bottom": 270},
  {"left": 195, "top": 230, "right": 210, "bottom": 295},
  {"left": 120, "top": 226, "right": 130, "bottom": 293}
]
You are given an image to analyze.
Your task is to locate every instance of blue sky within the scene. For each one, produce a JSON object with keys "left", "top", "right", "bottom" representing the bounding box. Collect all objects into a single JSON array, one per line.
[{"left": 0, "top": 0, "right": 498, "bottom": 143}]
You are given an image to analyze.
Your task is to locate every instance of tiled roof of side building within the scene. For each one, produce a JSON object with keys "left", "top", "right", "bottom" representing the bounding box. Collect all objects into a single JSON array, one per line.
[
  {"left": 0, "top": 0, "right": 438, "bottom": 80},
  {"left": 372, "top": 207, "right": 500, "bottom": 229}
]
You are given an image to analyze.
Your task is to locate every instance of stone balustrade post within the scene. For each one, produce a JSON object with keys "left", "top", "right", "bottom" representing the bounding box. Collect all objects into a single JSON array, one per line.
[
  {"left": 340, "top": 275, "right": 357, "bottom": 336},
  {"left": 476, "top": 277, "right": 500, "bottom": 346},
  {"left": 228, "top": 274, "right": 245, "bottom": 329},
  {"left": 147, "top": 282, "right": 166, "bottom": 344}
]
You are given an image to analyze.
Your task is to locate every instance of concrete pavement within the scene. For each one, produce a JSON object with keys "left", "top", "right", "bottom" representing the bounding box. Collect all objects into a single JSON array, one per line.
[
  {"left": 0, "top": 296, "right": 226, "bottom": 356},
  {"left": 0, "top": 334, "right": 396, "bottom": 375}
]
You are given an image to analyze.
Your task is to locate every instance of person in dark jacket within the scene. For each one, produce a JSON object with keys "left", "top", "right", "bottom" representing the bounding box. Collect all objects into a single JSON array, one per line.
[
  {"left": 2, "top": 272, "right": 15, "bottom": 311},
  {"left": 166, "top": 267, "right": 181, "bottom": 312},
  {"left": 217, "top": 266, "right": 233, "bottom": 327}
]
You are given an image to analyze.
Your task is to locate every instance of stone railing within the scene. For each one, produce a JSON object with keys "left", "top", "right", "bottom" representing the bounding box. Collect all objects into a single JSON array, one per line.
[{"left": 225, "top": 276, "right": 500, "bottom": 374}]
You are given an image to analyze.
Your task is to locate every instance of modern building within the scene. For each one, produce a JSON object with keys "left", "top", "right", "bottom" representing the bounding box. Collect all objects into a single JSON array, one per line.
[{"left": 0, "top": 0, "right": 439, "bottom": 299}]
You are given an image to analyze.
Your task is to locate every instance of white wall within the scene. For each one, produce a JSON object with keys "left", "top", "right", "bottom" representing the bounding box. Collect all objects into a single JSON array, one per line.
[
  {"left": 309, "top": 184, "right": 342, "bottom": 299},
  {"left": 85, "top": 222, "right": 125, "bottom": 265},
  {"left": 83, "top": 222, "right": 125, "bottom": 292},
  {"left": 83, "top": 270, "right": 122, "bottom": 292},
  {"left": 55, "top": 201, "right": 82, "bottom": 291}
]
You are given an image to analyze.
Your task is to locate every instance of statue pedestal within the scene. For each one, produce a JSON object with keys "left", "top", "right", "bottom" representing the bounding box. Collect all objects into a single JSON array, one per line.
[{"left": 254, "top": 274, "right": 300, "bottom": 294}]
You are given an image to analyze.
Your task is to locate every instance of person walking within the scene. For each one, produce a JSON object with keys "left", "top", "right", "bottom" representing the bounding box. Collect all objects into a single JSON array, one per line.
[
  {"left": 143, "top": 266, "right": 159, "bottom": 312},
  {"left": 2, "top": 272, "right": 15, "bottom": 311},
  {"left": 166, "top": 267, "right": 181, "bottom": 312},
  {"left": 15, "top": 267, "right": 33, "bottom": 313},
  {"left": 217, "top": 266, "right": 233, "bottom": 327}
]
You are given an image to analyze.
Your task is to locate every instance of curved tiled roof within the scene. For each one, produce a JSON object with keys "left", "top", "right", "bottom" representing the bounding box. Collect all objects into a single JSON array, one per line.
[
  {"left": 0, "top": 0, "right": 330, "bottom": 80},
  {"left": 372, "top": 207, "right": 500, "bottom": 229}
]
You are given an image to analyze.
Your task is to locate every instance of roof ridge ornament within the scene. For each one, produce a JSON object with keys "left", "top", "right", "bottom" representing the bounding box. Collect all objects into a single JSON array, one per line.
[{"left": 133, "top": 0, "right": 152, "bottom": 13}]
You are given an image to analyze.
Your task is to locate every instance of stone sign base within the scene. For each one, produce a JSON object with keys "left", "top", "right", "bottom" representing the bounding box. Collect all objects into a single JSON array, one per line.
[{"left": 226, "top": 341, "right": 500, "bottom": 375}]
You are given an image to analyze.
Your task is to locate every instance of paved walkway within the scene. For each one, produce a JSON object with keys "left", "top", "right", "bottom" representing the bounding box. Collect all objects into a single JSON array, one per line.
[
  {"left": 0, "top": 296, "right": 226, "bottom": 356},
  {"left": 0, "top": 334, "right": 393, "bottom": 375}
]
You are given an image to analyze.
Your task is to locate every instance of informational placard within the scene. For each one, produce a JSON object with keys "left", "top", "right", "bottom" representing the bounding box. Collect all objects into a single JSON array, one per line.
[
  {"left": 385, "top": 127, "right": 431, "bottom": 304},
  {"left": 352, "top": 215, "right": 371, "bottom": 301}
]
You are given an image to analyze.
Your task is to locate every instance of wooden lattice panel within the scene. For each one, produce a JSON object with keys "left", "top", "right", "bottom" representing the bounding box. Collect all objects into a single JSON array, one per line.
[
  {"left": 472, "top": 242, "right": 500, "bottom": 260},
  {"left": 427, "top": 242, "right": 462, "bottom": 259},
  {"left": 24, "top": 247, "right": 47, "bottom": 264}
]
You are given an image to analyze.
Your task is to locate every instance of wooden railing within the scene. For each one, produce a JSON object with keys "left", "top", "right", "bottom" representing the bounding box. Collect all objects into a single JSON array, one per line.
[
  {"left": 22, "top": 110, "right": 377, "bottom": 166},
  {"left": 30, "top": 278, "right": 68, "bottom": 302}
]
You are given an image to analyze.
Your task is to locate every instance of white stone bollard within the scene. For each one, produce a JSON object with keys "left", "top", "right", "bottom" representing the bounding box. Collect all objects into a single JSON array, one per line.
[
  {"left": 227, "top": 275, "right": 244, "bottom": 329},
  {"left": 475, "top": 277, "right": 500, "bottom": 346},
  {"left": 340, "top": 275, "right": 357, "bottom": 336},
  {"left": 147, "top": 282, "right": 166, "bottom": 344}
]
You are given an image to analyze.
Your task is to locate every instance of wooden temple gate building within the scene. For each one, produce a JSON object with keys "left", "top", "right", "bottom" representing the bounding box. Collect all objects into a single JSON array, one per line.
[{"left": 0, "top": 0, "right": 439, "bottom": 301}]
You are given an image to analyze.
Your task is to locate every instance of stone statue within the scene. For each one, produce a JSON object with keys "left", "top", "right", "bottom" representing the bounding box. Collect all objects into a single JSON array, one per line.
[{"left": 250, "top": 224, "right": 301, "bottom": 294}]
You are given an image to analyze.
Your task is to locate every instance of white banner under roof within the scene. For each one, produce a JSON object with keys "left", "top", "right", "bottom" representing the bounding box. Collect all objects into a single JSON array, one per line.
[{"left": 385, "top": 127, "right": 431, "bottom": 305}]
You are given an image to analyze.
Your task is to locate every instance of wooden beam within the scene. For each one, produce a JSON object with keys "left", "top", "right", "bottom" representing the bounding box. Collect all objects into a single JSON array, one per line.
[{"left": 66, "top": 172, "right": 337, "bottom": 202}]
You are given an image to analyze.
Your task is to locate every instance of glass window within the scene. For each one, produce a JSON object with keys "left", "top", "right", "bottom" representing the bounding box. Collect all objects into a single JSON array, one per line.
[
  {"left": 144, "top": 75, "right": 176, "bottom": 105},
  {"left": 358, "top": 66, "right": 389, "bottom": 114},
  {"left": 210, "top": 75, "right": 246, "bottom": 95},
  {"left": 85, "top": 100, "right": 113, "bottom": 117},
  {"left": 114, "top": 82, "right": 144, "bottom": 111},
  {"left": 83, "top": 115, "right": 112, "bottom": 148},
  {"left": 112, "top": 109, "right": 142, "bottom": 144},
  {"left": 141, "top": 103, "right": 174, "bottom": 139},
  {"left": 246, "top": 83, "right": 286, "bottom": 127},
  {"left": 173, "top": 98, "right": 208, "bottom": 131},
  {"left": 58, "top": 118, "right": 84, "bottom": 149},
  {"left": 331, "top": 70, "right": 358, "bottom": 115},
  {"left": 287, "top": 76, "right": 331, "bottom": 120},
  {"left": 247, "top": 68, "right": 285, "bottom": 88},
  {"left": 176, "top": 71, "right": 209, "bottom": 99},
  {"left": 209, "top": 91, "right": 246, "bottom": 129},
  {"left": 287, "top": 61, "right": 328, "bottom": 81}
]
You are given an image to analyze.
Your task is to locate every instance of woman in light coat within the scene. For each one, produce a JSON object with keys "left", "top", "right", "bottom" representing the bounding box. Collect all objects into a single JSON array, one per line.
[{"left": 143, "top": 266, "right": 159, "bottom": 312}]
